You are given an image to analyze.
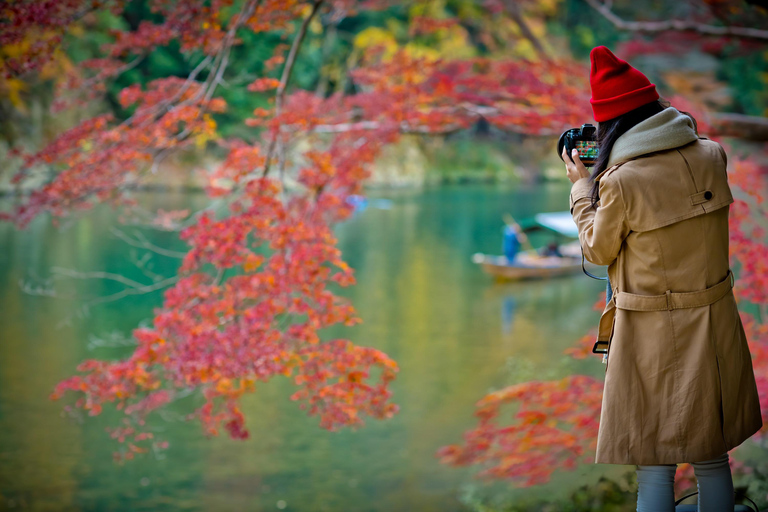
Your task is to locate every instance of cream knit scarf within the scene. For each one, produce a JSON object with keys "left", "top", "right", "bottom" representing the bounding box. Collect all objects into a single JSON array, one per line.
[{"left": 606, "top": 107, "right": 699, "bottom": 168}]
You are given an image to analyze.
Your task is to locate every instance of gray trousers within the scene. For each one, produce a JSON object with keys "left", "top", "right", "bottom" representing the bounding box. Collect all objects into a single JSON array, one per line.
[{"left": 636, "top": 452, "right": 733, "bottom": 512}]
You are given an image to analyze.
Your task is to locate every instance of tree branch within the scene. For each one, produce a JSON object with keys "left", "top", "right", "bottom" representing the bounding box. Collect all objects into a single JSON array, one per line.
[
  {"left": 50, "top": 267, "right": 157, "bottom": 290},
  {"left": 302, "top": 119, "right": 468, "bottom": 135},
  {"left": 262, "top": 0, "right": 324, "bottom": 177},
  {"left": 503, "top": 0, "right": 546, "bottom": 57},
  {"left": 710, "top": 112, "right": 768, "bottom": 141},
  {"left": 110, "top": 227, "right": 187, "bottom": 258},
  {"left": 584, "top": 0, "right": 768, "bottom": 41}
]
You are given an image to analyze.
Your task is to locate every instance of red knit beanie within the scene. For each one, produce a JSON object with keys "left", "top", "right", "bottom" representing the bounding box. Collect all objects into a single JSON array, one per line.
[{"left": 589, "top": 46, "right": 659, "bottom": 122}]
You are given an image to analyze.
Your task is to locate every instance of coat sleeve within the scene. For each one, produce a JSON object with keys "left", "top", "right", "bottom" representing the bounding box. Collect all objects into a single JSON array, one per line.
[{"left": 569, "top": 175, "right": 630, "bottom": 266}]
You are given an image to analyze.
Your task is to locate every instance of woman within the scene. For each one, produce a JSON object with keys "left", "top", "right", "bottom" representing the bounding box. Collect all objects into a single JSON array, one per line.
[{"left": 563, "top": 46, "right": 763, "bottom": 512}]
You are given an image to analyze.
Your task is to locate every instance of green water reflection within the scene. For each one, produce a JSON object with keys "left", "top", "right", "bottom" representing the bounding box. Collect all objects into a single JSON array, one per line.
[{"left": 0, "top": 184, "right": 623, "bottom": 512}]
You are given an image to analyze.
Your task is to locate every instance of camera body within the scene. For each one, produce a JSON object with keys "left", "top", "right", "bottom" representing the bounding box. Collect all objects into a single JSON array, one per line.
[{"left": 558, "top": 123, "right": 599, "bottom": 167}]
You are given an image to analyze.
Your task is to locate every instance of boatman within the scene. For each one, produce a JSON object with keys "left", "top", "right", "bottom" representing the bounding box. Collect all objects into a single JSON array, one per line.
[{"left": 502, "top": 223, "right": 522, "bottom": 262}]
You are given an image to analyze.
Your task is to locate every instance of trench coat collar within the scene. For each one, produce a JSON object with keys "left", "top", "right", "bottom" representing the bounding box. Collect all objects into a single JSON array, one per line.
[{"left": 594, "top": 107, "right": 700, "bottom": 183}]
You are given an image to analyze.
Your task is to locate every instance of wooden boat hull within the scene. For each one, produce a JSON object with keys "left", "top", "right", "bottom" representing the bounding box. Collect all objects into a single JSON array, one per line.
[{"left": 472, "top": 251, "right": 586, "bottom": 281}]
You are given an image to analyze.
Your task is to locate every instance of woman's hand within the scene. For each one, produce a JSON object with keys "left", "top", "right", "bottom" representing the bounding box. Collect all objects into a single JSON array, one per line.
[{"left": 562, "top": 147, "right": 591, "bottom": 184}]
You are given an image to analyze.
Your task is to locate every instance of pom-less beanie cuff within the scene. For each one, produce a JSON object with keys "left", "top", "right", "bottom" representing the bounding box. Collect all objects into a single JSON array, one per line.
[{"left": 589, "top": 83, "right": 660, "bottom": 122}]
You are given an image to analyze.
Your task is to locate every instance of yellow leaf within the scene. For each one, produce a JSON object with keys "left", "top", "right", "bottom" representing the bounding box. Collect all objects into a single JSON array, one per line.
[
  {"left": 243, "top": 253, "right": 263, "bottom": 273},
  {"left": 353, "top": 27, "right": 399, "bottom": 59},
  {"left": 1, "top": 77, "right": 28, "bottom": 111},
  {"left": 68, "top": 22, "right": 85, "bottom": 38}
]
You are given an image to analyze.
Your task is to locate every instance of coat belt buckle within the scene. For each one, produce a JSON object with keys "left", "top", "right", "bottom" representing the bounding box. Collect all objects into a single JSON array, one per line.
[{"left": 592, "top": 340, "right": 609, "bottom": 354}]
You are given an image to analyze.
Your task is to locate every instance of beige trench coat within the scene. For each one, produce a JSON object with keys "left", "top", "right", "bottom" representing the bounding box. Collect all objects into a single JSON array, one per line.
[{"left": 569, "top": 137, "right": 763, "bottom": 465}]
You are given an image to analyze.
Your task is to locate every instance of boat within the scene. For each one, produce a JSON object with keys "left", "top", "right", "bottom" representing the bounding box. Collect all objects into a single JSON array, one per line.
[{"left": 472, "top": 211, "right": 602, "bottom": 281}]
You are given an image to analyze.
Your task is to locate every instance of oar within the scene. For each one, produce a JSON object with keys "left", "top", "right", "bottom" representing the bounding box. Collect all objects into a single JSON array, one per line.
[{"left": 502, "top": 213, "right": 537, "bottom": 253}]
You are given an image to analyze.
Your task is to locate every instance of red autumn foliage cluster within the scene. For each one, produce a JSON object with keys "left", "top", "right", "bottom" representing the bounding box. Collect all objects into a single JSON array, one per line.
[{"left": 436, "top": 375, "right": 604, "bottom": 487}]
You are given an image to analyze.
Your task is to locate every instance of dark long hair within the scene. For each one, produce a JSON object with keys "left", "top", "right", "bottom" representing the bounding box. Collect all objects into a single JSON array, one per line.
[{"left": 587, "top": 99, "right": 698, "bottom": 209}]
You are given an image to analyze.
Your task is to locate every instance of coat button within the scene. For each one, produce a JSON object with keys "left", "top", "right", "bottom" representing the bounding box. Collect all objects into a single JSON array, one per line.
[{"left": 704, "top": 190, "right": 713, "bottom": 200}]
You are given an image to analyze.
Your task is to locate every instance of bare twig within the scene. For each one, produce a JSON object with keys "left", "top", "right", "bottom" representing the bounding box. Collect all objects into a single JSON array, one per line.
[
  {"left": 43, "top": 272, "right": 181, "bottom": 329},
  {"left": 277, "top": 138, "right": 289, "bottom": 201},
  {"left": 584, "top": 0, "right": 768, "bottom": 41},
  {"left": 315, "top": 6, "right": 347, "bottom": 97},
  {"left": 130, "top": 251, "right": 167, "bottom": 283},
  {"left": 123, "top": 55, "right": 214, "bottom": 129},
  {"left": 110, "top": 227, "right": 187, "bottom": 258},
  {"left": 50, "top": 267, "right": 156, "bottom": 290},
  {"left": 262, "top": 0, "right": 325, "bottom": 177},
  {"left": 303, "top": 119, "right": 468, "bottom": 135},
  {"left": 85, "top": 275, "right": 179, "bottom": 306},
  {"left": 280, "top": 103, "right": 498, "bottom": 135},
  {"left": 20, "top": 265, "right": 179, "bottom": 329},
  {"left": 198, "top": 0, "right": 263, "bottom": 107},
  {"left": 80, "top": 55, "right": 145, "bottom": 91}
]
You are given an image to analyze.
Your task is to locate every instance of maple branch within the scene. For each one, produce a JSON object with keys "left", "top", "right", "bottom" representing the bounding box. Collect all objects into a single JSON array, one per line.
[
  {"left": 277, "top": 1, "right": 325, "bottom": 115},
  {"left": 123, "top": 55, "right": 213, "bottom": 129},
  {"left": 263, "top": 0, "right": 325, "bottom": 177},
  {"left": 19, "top": 264, "right": 179, "bottom": 326},
  {"left": 305, "top": 120, "right": 467, "bottom": 135},
  {"left": 110, "top": 227, "right": 187, "bottom": 258},
  {"left": 277, "top": 138, "right": 289, "bottom": 199},
  {"left": 86, "top": 275, "right": 179, "bottom": 306},
  {"left": 315, "top": 7, "right": 347, "bottom": 97},
  {"left": 50, "top": 267, "right": 162, "bottom": 290},
  {"left": 503, "top": 0, "right": 546, "bottom": 56},
  {"left": 201, "top": 0, "right": 263, "bottom": 105},
  {"left": 128, "top": 0, "right": 259, "bottom": 130},
  {"left": 196, "top": 1, "right": 262, "bottom": 105},
  {"left": 584, "top": 0, "right": 768, "bottom": 41},
  {"left": 710, "top": 112, "right": 768, "bottom": 141},
  {"left": 78, "top": 55, "right": 145, "bottom": 93},
  {"left": 128, "top": 1, "right": 262, "bottom": 178},
  {"left": 46, "top": 267, "right": 179, "bottom": 310},
  {"left": 31, "top": 269, "right": 181, "bottom": 329},
  {"left": 283, "top": 104, "right": 517, "bottom": 136}
]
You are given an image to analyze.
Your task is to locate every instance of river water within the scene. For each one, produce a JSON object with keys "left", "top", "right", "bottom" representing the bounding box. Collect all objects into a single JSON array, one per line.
[{"left": 0, "top": 183, "right": 624, "bottom": 511}]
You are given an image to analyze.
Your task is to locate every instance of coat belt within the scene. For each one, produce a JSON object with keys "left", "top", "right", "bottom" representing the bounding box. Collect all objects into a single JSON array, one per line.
[{"left": 614, "top": 270, "right": 734, "bottom": 312}]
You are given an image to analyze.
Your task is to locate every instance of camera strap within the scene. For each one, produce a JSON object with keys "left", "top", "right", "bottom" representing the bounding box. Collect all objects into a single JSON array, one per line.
[{"left": 581, "top": 245, "right": 608, "bottom": 280}]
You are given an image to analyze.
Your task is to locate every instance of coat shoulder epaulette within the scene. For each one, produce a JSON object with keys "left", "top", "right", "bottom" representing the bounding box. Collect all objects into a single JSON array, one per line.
[{"left": 594, "top": 161, "right": 628, "bottom": 183}]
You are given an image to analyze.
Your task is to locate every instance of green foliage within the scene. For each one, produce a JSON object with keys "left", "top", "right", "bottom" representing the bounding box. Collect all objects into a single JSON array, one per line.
[
  {"left": 731, "top": 444, "right": 768, "bottom": 511},
  {"left": 423, "top": 137, "right": 520, "bottom": 184},
  {"left": 461, "top": 471, "right": 638, "bottom": 512},
  {"left": 555, "top": 0, "right": 624, "bottom": 59},
  {"left": 717, "top": 46, "right": 768, "bottom": 117},
  {"left": 65, "top": 10, "right": 127, "bottom": 64}
]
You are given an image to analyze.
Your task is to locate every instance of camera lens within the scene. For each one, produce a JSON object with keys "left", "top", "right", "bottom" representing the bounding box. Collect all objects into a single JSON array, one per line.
[{"left": 557, "top": 130, "right": 569, "bottom": 161}]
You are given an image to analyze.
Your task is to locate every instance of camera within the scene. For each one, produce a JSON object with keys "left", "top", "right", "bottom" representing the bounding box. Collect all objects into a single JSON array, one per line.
[{"left": 558, "top": 123, "right": 599, "bottom": 167}]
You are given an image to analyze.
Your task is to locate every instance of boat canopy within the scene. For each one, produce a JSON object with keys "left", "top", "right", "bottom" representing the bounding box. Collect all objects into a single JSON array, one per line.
[{"left": 518, "top": 211, "right": 579, "bottom": 238}]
